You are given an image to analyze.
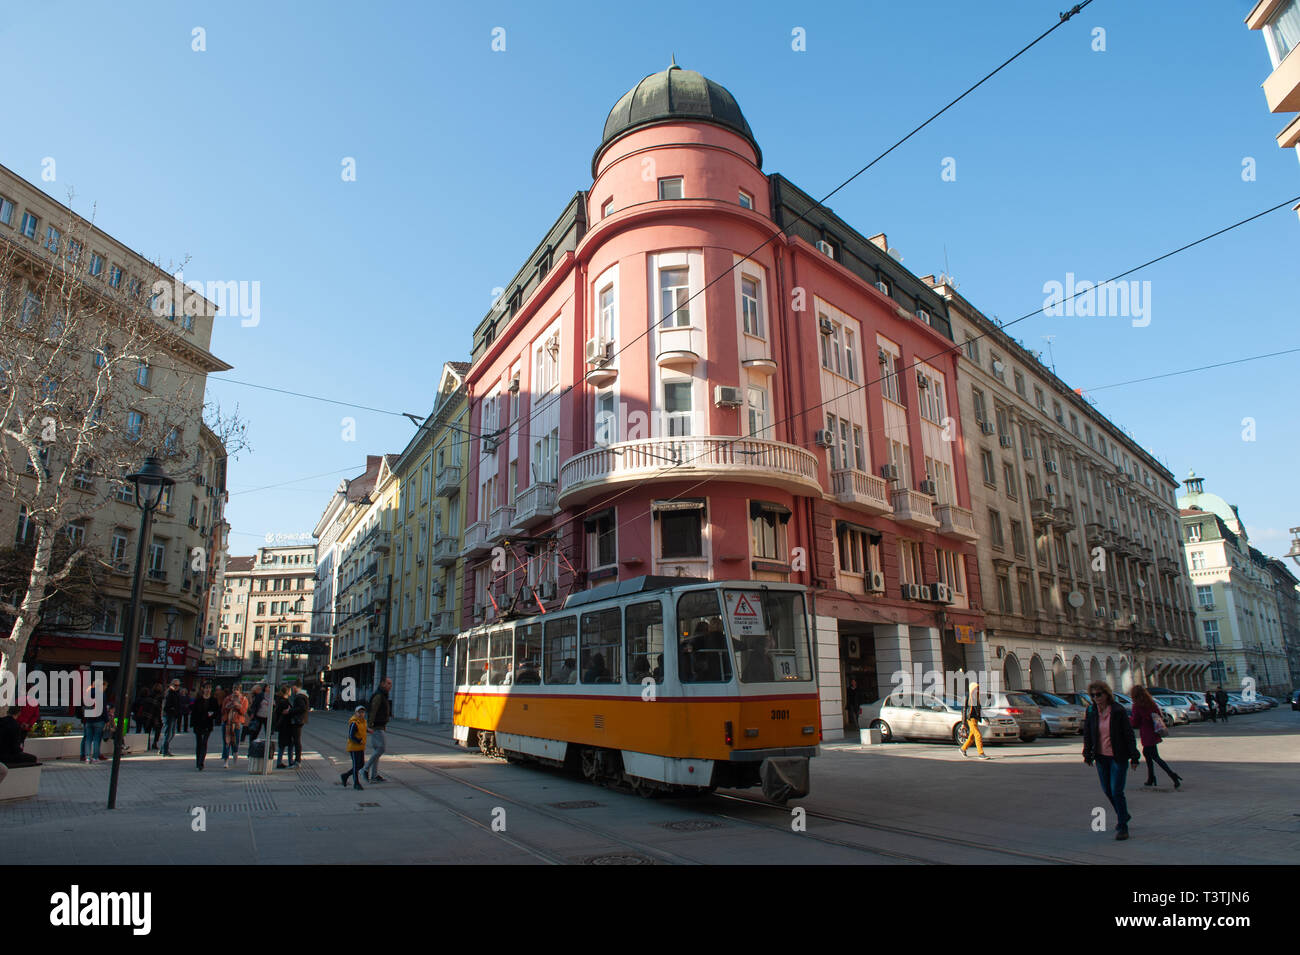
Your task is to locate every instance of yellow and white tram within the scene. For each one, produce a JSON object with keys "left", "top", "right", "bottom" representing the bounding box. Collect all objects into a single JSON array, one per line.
[{"left": 452, "top": 576, "right": 819, "bottom": 802}]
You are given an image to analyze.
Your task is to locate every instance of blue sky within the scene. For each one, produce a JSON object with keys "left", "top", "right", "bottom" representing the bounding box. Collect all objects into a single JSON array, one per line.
[{"left": 2, "top": 0, "right": 1297, "bottom": 559}]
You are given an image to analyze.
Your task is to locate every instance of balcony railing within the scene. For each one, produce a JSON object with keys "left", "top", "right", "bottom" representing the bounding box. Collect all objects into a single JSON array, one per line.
[
  {"left": 1029, "top": 498, "right": 1053, "bottom": 527},
  {"left": 462, "top": 521, "right": 489, "bottom": 556},
  {"left": 558, "top": 436, "right": 820, "bottom": 507},
  {"left": 435, "top": 465, "right": 461, "bottom": 497},
  {"left": 829, "top": 469, "right": 892, "bottom": 516},
  {"left": 889, "top": 487, "right": 938, "bottom": 529},
  {"left": 514, "top": 482, "right": 559, "bottom": 528},
  {"left": 935, "top": 503, "right": 978, "bottom": 541},
  {"left": 488, "top": 505, "right": 516, "bottom": 542},
  {"left": 429, "top": 611, "right": 455, "bottom": 636},
  {"left": 432, "top": 535, "right": 459, "bottom": 566}
]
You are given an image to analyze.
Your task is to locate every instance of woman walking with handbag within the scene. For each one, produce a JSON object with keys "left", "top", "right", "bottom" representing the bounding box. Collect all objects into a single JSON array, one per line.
[
  {"left": 221, "top": 687, "right": 247, "bottom": 768},
  {"left": 1130, "top": 685, "right": 1182, "bottom": 789}
]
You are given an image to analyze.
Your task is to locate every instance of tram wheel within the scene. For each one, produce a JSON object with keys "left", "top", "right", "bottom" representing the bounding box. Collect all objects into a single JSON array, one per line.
[
  {"left": 630, "top": 777, "right": 659, "bottom": 799},
  {"left": 579, "top": 747, "right": 600, "bottom": 782}
]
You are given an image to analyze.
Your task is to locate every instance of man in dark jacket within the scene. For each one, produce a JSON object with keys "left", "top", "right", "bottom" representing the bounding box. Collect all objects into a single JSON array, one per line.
[
  {"left": 1215, "top": 686, "right": 1229, "bottom": 722},
  {"left": 363, "top": 678, "right": 392, "bottom": 783},
  {"left": 189, "top": 683, "right": 220, "bottom": 771},
  {"left": 1204, "top": 689, "right": 1217, "bottom": 723},
  {"left": 1081, "top": 681, "right": 1141, "bottom": 840},
  {"left": 0, "top": 707, "right": 38, "bottom": 767},
  {"left": 287, "top": 687, "right": 309, "bottom": 767},
  {"left": 160, "top": 679, "right": 182, "bottom": 756}
]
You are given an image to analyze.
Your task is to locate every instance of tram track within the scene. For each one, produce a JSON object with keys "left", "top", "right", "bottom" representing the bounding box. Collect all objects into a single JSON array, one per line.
[
  {"left": 345, "top": 721, "right": 1061, "bottom": 865},
  {"left": 707, "top": 792, "right": 1089, "bottom": 865},
  {"left": 301, "top": 721, "right": 697, "bottom": 865}
]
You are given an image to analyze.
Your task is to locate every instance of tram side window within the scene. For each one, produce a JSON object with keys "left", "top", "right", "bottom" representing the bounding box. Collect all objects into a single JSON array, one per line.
[
  {"left": 488, "top": 628, "right": 512, "bottom": 685},
  {"left": 456, "top": 637, "right": 469, "bottom": 686},
  {"left": 515, "top": 623, "right": 542, "bottom": 684},
  {"left": 544, "top": 616, "right": 578, "bottom": 684},
  {"left": 580, "top": 608, "right": 621, "bottom": 684},
  {"left": 625, "top": 600, "right": 664, "bottom": 684},
  {"left": 468, "top": 633, "right": 490, "bottom": 686},
  {"left": 677, "top": 590, "right": 732, "bottom": 683}
]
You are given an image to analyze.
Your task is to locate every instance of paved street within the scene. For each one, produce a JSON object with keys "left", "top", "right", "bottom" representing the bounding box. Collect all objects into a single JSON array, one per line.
[{"left": 3, "top": 707, "right": 1295, "bottom": 864}]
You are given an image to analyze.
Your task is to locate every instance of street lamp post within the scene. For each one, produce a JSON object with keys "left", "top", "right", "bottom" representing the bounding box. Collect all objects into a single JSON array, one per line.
[
  {"left": 160, "top": 605, "right": 180, "bottom": 688},
  {"left": 107, "top": 457, "right": 173, "bottom": 810}
]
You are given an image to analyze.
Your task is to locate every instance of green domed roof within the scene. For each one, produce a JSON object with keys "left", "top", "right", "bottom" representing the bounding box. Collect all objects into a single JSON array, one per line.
[{"left": 594, "top": 60, "right": 761, "bottom": 174}]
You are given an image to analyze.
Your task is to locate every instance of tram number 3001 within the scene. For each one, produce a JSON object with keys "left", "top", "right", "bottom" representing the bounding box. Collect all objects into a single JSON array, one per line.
[{"left": 770, "top": 709, "right": 790, "bottom": 720}]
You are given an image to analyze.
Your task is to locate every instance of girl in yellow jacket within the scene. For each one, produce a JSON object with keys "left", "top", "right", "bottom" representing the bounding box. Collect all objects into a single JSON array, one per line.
[{"left": 340, "top": 706, "right": 368, "bottom": 790}]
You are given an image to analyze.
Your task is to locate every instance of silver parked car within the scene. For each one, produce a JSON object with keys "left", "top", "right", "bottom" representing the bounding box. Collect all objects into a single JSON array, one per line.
[
  {"left": 983, "top": 690, "right": 1047, "bottom": 742},
  {"left": 1151, "top": 695, "right": 1190, "bottom": 725},
  {"left": 858, "top": 695, "right": 1021, "bottom": 745},
  {"left": 1165, "top": 694, "right": 1204, "bottom": 722},
  {"left": 1020, "top": 690, "right": 1084, "bottom": 736}
]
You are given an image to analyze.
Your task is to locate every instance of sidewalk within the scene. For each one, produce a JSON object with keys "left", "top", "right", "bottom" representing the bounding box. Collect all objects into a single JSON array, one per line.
[{"left": 0, "top": 713, "right": 512, "bottom": 865}]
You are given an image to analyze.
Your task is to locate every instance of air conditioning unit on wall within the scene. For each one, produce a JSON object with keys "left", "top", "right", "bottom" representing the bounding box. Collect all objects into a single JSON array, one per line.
[
  {"left": 714, "top": 385, "right": 743, "bottom": 407},
  {"left": 585, "top": 337, "right": 613, "bottom": 366},
  {"left": 868, "top": 571, "right": 886, "bottom": 593}
]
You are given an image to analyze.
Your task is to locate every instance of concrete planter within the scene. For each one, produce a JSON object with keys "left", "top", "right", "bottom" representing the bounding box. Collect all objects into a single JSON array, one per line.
[
  {"left": 859, "top": 727, "right": 883, "bottom": 745},
  {"left": 21, "top": 736, "right": 78, "bottom": 760},
  {"left": 23, "top": 732, "right": 149, "bottom": 760},
  {"left": 0, "top": 764, "right": 42, "bottom": 800}
]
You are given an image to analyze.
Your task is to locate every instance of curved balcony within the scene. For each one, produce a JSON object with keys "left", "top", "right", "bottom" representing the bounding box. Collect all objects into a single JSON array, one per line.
[
  {"left": 558, "top": 436, "right": 820, "bottom": 507},
  {"left": 889, "top": 487, "right": 938, "bottom": 530},
  {"left": 432, "top": 535, "right": 459, "bottom": 566},
  {"left": 462, "top": 521, "right": 489, "bottom": 556},
  {"left": 830, "top": 468, "right": 892, "bottom": 517},
  {"left": 935, "top": 503, "right": 978, "bottom": 541},
  {"left": 515, "top": 481, "right": 558, "bottom": 528}
]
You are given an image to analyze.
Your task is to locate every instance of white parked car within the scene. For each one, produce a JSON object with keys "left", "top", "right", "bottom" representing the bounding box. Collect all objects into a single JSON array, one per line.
[{"left": 859, "top": 694, "right": 1021, "bottom": 745}]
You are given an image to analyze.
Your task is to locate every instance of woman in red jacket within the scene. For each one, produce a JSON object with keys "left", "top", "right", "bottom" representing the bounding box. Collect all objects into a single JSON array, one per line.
[{"left": 1130, "top": 685, "right": 1182, "bottom": 789}]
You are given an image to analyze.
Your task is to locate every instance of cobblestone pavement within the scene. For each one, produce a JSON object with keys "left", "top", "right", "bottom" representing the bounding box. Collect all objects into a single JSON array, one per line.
[{"left": 3, "top": 707, "right": 1295, "bottom": 864}]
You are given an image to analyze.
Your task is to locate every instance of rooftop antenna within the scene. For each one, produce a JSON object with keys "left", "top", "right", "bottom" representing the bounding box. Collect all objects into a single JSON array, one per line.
[{"left": 1041, "top": 335, "right": 1057, "bottom": 375}]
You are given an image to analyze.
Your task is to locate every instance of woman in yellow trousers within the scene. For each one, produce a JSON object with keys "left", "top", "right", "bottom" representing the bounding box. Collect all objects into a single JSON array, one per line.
[{"left": 960, "top": 681, "right": 990, "bottom": 759}]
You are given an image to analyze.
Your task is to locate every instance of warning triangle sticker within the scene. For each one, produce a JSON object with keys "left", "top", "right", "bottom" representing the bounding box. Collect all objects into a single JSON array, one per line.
[{"left": 732, "top": 594, "right": 758, "bottom": 618}]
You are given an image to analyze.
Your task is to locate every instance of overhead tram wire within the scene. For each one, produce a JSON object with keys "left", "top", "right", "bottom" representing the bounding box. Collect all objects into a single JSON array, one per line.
[
  {"left": 1081, "top": 345, "right": 1300, "bottom": 393},
  {"left": 477, "top": 191, "right": 1300, "bottom": 590}
]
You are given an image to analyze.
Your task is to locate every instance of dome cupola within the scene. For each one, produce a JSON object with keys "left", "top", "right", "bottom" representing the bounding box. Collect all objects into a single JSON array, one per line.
[{"left": 594, "top": 58, "right": 760, "bottom": 174}]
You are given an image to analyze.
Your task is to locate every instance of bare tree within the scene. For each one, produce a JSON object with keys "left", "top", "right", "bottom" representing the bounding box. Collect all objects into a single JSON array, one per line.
[{"left": 0, "top": 200, "right": 244, "bottom": 674}]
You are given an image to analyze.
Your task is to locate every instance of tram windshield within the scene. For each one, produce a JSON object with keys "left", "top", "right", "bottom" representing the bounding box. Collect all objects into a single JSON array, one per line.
[{"left": 723, "top": 588, "right": 813, "bottom": 683}]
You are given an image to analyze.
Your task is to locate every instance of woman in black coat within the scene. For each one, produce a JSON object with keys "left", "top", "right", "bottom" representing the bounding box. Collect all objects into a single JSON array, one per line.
[
  {"left": 1081, "top": 680, "right": 1141, "bottom": 841},
  {"left": 190, "top": 683, "right": 220, "bottom": 771},
  {"left": 273, "top": 688, "right": 293, "bottom": 769}
]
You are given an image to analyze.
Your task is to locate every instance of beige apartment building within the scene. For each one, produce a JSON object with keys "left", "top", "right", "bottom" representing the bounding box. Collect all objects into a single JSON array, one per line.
[
  {"left": 388, "top": 362, "right": 470, "bottom": 724},
  {"left": 322, "top": 455, "right": 396, "bottom": 703},
  {"left": 1179, "top": 473, "right": 1292, "bottom": 697},
  {"left": 0, "top": 163, "right": 231, "bottom": 688},
  {"left": 934, "top": 280, "right": 1206, "bottom": 694},
  {"left": 214, "top": 545, "right": 316, "bottom": 685}
]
